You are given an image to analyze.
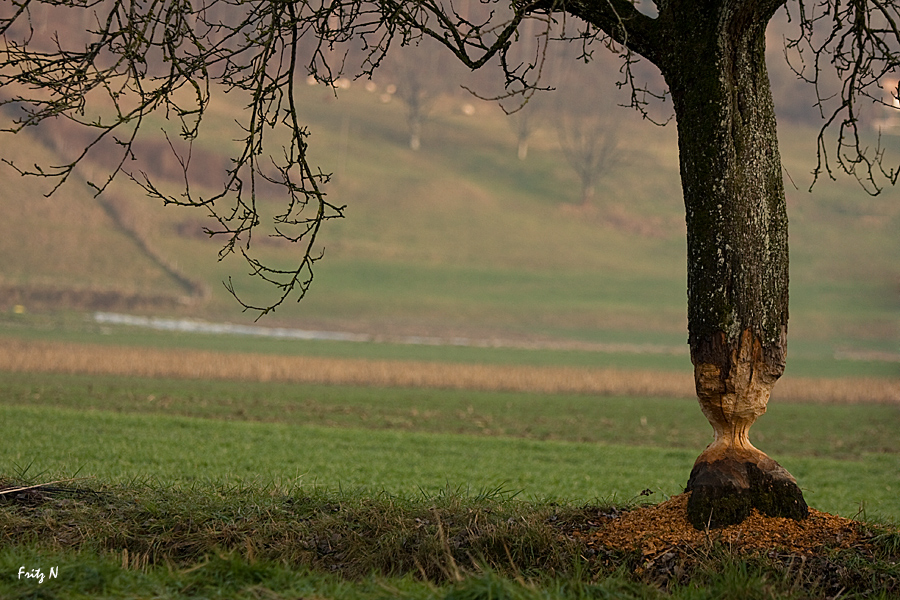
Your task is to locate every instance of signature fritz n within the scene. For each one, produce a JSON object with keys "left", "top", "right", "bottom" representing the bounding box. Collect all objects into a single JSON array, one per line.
[{"left": 18, "top": 566, "right": 58, "bottom": 584}]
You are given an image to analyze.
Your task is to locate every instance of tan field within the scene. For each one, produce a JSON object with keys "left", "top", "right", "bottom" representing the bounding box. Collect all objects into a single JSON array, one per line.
[{"left": 0, "top": 337, "right": 896, "bottom": 404}]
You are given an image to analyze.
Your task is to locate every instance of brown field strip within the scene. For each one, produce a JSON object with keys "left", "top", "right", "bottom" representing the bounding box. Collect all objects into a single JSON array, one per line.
[{"left": 0, "top": 337, "right": 897, "bottom": 403}]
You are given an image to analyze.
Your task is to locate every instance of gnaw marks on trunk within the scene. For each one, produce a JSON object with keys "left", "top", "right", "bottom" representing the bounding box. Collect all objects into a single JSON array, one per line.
[{"left": 659, "top": 2, "right": 809, "bottom": 529}]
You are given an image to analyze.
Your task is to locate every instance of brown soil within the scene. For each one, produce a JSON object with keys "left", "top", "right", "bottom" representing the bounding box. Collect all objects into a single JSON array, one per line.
[{"left": 568, "top": 494, "right": 870, "bottom": 559}]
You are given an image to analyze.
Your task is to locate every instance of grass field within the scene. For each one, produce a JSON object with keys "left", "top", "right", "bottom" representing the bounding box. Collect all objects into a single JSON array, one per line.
[
  {"left": 2, "top": 370, "right": 898, "bottom": 519},
  {"left": 1, "top": 365, "right": 899, "bottom": 599},
  {"left": 0, "top": 318, "right": 896, "bottom": 599}
]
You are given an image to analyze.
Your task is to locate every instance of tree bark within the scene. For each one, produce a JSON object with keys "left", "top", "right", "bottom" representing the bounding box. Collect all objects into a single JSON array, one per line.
[
  {"left": 655, "top": 2, "right": 808, "bottom": 529},
  {"left": 531, "top": 0, "right": 809, "bottom": 528}
]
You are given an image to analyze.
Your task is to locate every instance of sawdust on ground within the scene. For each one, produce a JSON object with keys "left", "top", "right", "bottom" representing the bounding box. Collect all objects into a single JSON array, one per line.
[{"left": 568, "top": 494, "right": 871, "bottom": 559}]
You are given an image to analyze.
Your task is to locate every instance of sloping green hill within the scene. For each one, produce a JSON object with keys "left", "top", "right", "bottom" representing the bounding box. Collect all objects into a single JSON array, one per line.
[
  {"left": 0, "top": 79, "right": 897, "bottom": 371},
  {"left": 0, "top": 133, "right": 196, "bottom": 308}
]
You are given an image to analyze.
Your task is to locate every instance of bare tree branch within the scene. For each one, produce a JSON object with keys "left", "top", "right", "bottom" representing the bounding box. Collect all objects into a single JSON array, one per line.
[{"left": 786, "top": 0, "right": 900, "bottom": 194}]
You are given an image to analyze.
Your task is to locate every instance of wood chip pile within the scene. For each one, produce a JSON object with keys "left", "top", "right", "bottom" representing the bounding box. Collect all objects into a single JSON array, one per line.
[{"left": 568, "top": 493, "right": 871, "bottom": 559}]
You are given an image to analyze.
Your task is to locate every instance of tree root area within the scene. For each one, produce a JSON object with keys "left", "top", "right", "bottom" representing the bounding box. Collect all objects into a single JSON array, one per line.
[
  {"left": 565, "top": 493, "right": 898, "bottom": 593},
  {"left": 685, "top": 459, "right": 809, "bottom": 529}
]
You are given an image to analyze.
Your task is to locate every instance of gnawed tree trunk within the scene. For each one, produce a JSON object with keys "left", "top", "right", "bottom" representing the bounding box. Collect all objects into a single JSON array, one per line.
[{"left": 658, "top": 2, "right": 808, "bottom": 529}]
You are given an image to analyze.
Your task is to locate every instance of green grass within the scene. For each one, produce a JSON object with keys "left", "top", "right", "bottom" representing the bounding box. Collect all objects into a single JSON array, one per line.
[
  {"left": 3, "top": 400, "right": 895, "bottom": 517},
  {"left": 0, "top": 312, "right": 689, "bottom": 370},
  {"left": 1, "top": 373, "right": 898, "bottom": 598},
  {"left": 0, "top": 548, "right": 454, "bottom": 600},
  {"left": 1, "top": 474, "right": 898, "bottom": 599},
  {"left": 2, "top": 371, "right": 898, "bottom": 519},
  {"left": 1, "top": 402, "right": 698, "bottom": 502},
  {"left": 2, "top": 371, "right": 898, "bottom": 460},
  {"left": 12, "top": 546, "right": 889, "bottom": 600}
]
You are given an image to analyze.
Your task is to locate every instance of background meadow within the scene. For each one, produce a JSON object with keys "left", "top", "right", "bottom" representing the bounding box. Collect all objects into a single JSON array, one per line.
[{"left": 2, "top": 371, "right": 897, "bottom": 522}]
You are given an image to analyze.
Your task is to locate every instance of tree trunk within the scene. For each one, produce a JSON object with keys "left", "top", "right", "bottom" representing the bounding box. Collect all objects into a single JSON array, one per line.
[
  {"left": 658, "top": 3, "right": 808, "bottom": 529},
  {"left": 409, "top": 115, "right": 422, "bottom": 151},
  {"left": 580, "top": 181, "right": 595, "bottom": 208},
  {"left": 517, "top": 139, "right": 529, "bottom": 160}
]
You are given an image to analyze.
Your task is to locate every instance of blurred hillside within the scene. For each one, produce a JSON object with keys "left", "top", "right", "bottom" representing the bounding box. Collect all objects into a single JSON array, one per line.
[{"left": 0, "top": 7, "right": 897, "bottom": 367}]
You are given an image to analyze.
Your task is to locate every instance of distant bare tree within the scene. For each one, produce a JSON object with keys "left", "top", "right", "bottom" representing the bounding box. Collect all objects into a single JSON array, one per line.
[
  {"left": 508, "top": 95, "right": 545, "bottom": 160},
  {"left": 552, "top": 60, "right": 622, "bottom": 208},
  {"left": 382, "top": 40, "right": 458, "bottom": 151},
  {"left": 554, "top": 99, "right": 620, "bottom": 208},
  {"left": 502, "top": 17, "right": 547, "bottom": 160}
]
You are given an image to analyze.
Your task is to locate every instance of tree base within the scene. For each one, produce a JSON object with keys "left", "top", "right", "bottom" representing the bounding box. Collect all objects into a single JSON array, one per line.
[{"left": 685, "top": 458, "right": 808, "bottom": 529}]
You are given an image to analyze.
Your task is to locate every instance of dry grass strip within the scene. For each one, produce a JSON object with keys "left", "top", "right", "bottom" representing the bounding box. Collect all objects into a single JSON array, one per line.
[{"left": 0, "top": 337, "right": 897, "bottom": 403}]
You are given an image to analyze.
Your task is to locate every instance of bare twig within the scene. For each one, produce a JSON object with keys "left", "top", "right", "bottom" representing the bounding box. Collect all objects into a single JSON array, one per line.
[{"left": 0, "top": 478, "right": 93, "bottom": 496}]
